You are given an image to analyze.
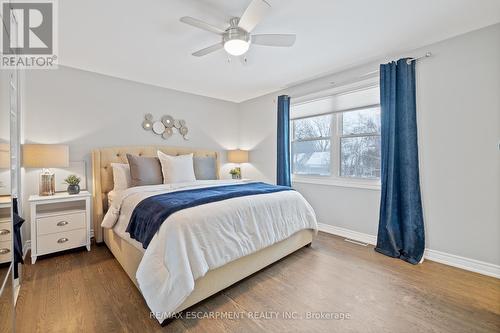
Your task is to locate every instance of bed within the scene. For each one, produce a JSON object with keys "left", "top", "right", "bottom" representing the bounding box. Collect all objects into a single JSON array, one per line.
[{"left": 92, "top": 145, "right": 317, "bottom": 323}]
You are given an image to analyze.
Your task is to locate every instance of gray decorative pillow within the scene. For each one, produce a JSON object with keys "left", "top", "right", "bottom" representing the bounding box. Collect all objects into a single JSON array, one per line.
[
  {"left": 193, "top": 156, "right": 217, "bottom": 180},
  {"left": 126, "top": 154, "right": 163, "bottom": 186}
]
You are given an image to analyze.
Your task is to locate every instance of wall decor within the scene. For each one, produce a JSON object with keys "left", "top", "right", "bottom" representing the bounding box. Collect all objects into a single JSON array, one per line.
[
  {"left": 142, "top": 114, "right": 189, "bottom": 140},
  {"left": 142, "top": 113, "right": 153, "bottom": 130}
]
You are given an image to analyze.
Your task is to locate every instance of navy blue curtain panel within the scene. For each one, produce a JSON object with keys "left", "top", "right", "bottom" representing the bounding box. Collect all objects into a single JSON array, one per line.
[
  {"left": 375, "top": 59, "right": 425, "bottom": 265},
  {"left": 277, "top": 95, "right": 291, "bottom": 187}
]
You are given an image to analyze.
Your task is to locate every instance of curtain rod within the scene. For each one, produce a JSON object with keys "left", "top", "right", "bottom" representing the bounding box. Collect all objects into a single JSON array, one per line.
[
  {"left": 356, "top": 52, "right": 433, "bottom": 78},
  {"left": 406, "top": 52, "right": 432, "bottom": 64},
  {"left": 289, "top": 51, "right": 432, "bottom": 99}
]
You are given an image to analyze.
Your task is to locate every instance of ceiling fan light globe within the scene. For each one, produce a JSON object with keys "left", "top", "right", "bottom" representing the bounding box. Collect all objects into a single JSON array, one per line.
[{"left": 224, "top": 39, "right": 250, "bottom": 56}]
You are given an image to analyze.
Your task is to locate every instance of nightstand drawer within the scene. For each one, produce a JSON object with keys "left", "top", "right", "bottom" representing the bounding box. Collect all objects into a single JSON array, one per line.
[
  {"left": 37, "top": 229, "right": 87, "bottom": 255},
  {"left": 0, "top": 221, "right": 12, "bottom": 242},
  {"left": 0, "top": 240, "right": 12, "bottom": 263},
  {"left": 37, "top": 212, "right": 86, "bottom": 236}
]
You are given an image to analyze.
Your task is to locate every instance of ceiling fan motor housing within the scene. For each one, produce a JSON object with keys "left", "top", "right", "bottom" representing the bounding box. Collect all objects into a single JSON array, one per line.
[{"left": 223, "top": 17, "right": 250, "bottom": 44}]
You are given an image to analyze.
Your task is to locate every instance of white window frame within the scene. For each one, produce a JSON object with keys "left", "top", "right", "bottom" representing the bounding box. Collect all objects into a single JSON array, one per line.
[
  {"left": 291, "top": 104, "right": 381, "bottom": 191},
  {"left": 291, "top": 114, "right": 333, "bottom": 177}
]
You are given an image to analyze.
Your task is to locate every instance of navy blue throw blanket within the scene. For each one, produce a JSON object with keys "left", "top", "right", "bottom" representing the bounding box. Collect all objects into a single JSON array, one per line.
[{"left": 127, "top": 182, "right": 292, "bottom": 249}]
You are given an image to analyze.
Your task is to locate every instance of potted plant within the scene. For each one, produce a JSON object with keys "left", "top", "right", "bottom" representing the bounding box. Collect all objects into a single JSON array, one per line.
[
  {"left": 229, "top": 167, "right": 241, "bottom": 180},
  {"left": 64, "top": 174, "right": 81, "bottom": 195}
]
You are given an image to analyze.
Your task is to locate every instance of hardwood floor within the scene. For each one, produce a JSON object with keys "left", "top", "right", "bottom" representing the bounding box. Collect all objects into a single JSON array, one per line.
[{"left": 15, "top": 232, "right": 500, "bottom": 333}]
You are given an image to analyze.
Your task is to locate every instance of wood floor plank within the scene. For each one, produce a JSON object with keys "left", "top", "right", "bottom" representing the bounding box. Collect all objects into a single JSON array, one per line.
[{"left": 15, "top": 232, "right": 500, "bottom": 332}]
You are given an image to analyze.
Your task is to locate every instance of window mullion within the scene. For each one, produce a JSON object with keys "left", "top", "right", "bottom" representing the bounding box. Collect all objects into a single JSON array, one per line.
[
  {"left": 340, "top": 133, "right": 380, "bottom": 139},
  {"left": 331, "top": 113, "right": 340, "bottom": 179},
  {"left": 292, "top": 136, "right": 331, "bottom": 143}
]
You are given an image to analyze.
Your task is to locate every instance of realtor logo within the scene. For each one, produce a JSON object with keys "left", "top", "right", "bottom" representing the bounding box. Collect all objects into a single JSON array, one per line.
[{"left": 1, "top": 0, "right": 58, "bottom": 69}]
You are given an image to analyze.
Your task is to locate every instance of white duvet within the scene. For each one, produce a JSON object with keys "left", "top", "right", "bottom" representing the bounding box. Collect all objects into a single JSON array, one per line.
[{"left": 102, "top": 180, "right": 318, "bottom": 322}]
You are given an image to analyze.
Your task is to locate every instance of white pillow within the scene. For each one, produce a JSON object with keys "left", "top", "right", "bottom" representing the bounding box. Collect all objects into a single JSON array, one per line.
[
  {"left": 157, "top": 151, "right": 196, "bottom": 184},
  {"left": 111, "top": 163, "right": 131, "bottom": 190}
]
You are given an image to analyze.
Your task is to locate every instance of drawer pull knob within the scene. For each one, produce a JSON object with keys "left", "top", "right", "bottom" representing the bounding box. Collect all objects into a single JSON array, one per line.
[
  {"left": 0, "top": 248, "right": 10, "bottom": 254},
  {"left": 0, "top": 229, "right": 10, "bottom": 235},
  {"left": 57, "top": 221, "right": 69, "bottom": 227},
  {"left": 57, "top": 238, "right": 69, "bottom": 244}
]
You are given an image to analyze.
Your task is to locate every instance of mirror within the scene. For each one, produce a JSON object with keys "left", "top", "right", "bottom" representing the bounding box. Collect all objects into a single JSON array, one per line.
[
  {"left": 0, "top": 68, "right": 14, "bottom": 333},
  {"left": 0, "top": 6, "right": 22, "bottom": 332},
  {"left": 0, "top": 265, "right": 14, "bottom": 333}
]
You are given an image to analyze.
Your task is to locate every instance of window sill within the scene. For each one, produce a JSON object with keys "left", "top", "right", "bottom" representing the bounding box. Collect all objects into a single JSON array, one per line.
[{"left": 292, "top": 176, "right": 381, "bottom": 190}]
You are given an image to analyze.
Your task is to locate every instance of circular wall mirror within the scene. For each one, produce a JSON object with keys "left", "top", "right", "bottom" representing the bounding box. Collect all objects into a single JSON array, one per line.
[
  {"left": 161, "top": 115, "right": 174, "bottom": 128},
  {"left": 162, "top": 128, "right": 173, "bottom": 139},
  {"left": 142, "top": 120, "right": 153, "bottom": 130},
  {"left": 152, "top": 121, "right": 166, "bottom": 134}
]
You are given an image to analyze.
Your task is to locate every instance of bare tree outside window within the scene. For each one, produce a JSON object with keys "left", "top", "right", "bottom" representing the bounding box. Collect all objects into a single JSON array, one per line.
[
  {"left": 340, "top": 107, "right": 381, "bottom": 178},
  {"left": 292, "top": 114, "right": 332, "bottom": 175}
]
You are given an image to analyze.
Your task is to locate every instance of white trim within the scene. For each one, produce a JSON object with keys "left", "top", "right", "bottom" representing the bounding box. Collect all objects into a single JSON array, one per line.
[
  {"left": 424, "top": 249, "right": 500, "bottom": 279},
  {"left": 317, "top": 223, "right": 377, "bottom": 245},
  {"left": 22, "top": 240, "right": 31, "bottom": 260},
  {"left": 14, "top": 279, "right": 20, "bottom": 305},
  {"left": 317, "top": 223, "right": 500, "bottom": 279},
  {"left": 293, "top": 177, "right": 381, "bottom": 190}
]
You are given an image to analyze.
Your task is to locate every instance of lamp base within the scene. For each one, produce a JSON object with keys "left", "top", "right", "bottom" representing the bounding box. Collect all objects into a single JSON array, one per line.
[{"left": 39, "top": 171, "right": 55, "bottom": 196}]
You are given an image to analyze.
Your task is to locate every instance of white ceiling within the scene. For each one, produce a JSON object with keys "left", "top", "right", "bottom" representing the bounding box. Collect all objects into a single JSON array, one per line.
[{"left": 59, "top": 0, "right": 500, "bottom": 103}]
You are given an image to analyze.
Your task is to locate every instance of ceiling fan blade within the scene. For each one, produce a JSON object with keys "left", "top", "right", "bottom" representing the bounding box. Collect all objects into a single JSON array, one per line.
[
  {"left": 180, "top": 16, "right": 225, "bottom": 35},
  {"left": 251, "top": 34, "right": 296, "bottom": 47},
  {"left": 238, "top": 0, "right": 271, "bottom": 33},
  {"left": 192, "top": 43, "right": 223, "bottom": 57}
]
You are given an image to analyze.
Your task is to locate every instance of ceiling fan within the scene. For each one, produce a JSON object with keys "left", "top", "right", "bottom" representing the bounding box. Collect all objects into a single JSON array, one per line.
[{"left": 180, "top": 0, "right": 296, "bottom": 57}]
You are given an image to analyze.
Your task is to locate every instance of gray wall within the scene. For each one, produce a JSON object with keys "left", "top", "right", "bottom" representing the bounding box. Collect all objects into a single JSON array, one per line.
[
  {"left": 22, "top": 66, "right": 240, "bottom": 240},
  {"left": 23, "top": 65, "right": 240, "bottom": 184},
  {"left": 238, "top": 24, "right": 500, "bottom": 266}
]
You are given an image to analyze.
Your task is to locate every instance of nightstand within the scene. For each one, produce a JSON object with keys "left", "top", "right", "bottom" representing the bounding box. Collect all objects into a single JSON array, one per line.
[{"left": 29, "top": 191, "right": 91, "bottom": 264}]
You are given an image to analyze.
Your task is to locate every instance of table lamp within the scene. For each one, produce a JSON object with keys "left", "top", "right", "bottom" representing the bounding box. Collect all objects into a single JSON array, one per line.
[
  {"left": 227, "top": 149, "right": 249, "bottom": 179},
  {"left": 22, "top": 144, "right": 69, "bottom": 196}
]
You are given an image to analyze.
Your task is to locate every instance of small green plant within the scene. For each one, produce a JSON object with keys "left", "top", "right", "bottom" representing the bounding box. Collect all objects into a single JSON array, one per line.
[
  {"left": 229, "top": 168, "right": 241, "bottom": 176},
  {"left": 64, "top": 174, "right": 81, "bottom": 186}
]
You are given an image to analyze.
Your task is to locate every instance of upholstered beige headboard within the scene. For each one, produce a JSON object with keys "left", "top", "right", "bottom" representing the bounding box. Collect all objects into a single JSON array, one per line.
[{"left": 91, "top": 145, "right": 220, "bottom": 242}]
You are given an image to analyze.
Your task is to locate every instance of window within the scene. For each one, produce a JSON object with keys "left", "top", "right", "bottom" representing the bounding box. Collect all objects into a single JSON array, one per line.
[
  {"left": 292, "top": 114, "right": 332, "bottom": 176},
  {"left": 291, "top": 88, "right": 381, "bottom": 187},
  {"left": 340, "top": 107, "right": 381, "bottom": 178}
]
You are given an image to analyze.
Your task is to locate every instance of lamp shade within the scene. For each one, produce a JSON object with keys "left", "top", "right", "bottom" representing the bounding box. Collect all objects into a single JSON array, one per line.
[
  {"left": 0, "top": 143, "right": 9, "bottom": 169},
  {"left": 227, "top": 149, "right": 249, "bottom": 163},
  {"left": 22, "top": 144, "right": 69, "bottom": 168}
]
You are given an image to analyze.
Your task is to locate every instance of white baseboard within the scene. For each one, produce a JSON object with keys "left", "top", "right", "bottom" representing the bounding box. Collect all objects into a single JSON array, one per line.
[
  {"left": 317, "top": 223, "right": 500, "bottom": 279},
  {"left": 22, "top": 240, "right": 31, "bottom": 260},
  {"left": 424, "top": 249, "right": 500, "bottom": 279},
  {"left": 318, "top": 223, "right": 377, "bottom": 245}
]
